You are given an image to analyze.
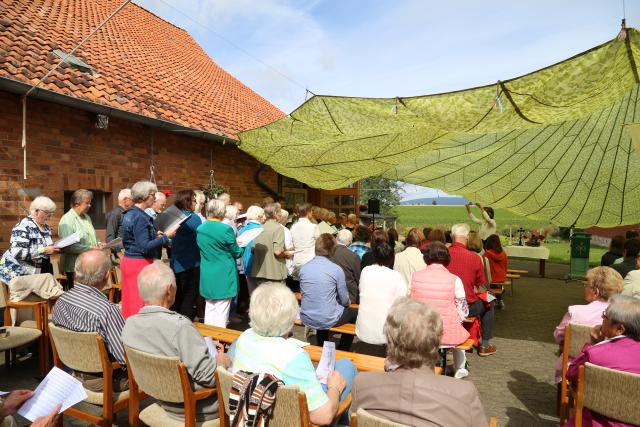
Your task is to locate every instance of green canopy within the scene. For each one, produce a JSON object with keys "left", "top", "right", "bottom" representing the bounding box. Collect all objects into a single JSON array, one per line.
[{"left": 239, "top": 28, "right": 640, "bottom": 227}]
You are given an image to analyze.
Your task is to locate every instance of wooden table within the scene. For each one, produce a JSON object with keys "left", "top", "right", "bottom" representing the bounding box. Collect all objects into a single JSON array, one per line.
[{"left": 504, "top": 245, "right": 550, "bottom": 277}]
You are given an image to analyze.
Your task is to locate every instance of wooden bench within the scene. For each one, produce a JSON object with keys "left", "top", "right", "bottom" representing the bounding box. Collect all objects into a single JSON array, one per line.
[
  {"left": 295, "top": 292, "right": 359, "bottom": 309},
  {"left": 508, "top": 269, "right": 528, "bottom": 275},
  {"left": 194, "top": 322, "right": 441, "bottom": 374},
  {"left": 294, "top": 319, "right": 357, "bottom": 335},
  {"left": 463, "top": 316, "right": 478, "bottom": 324}
]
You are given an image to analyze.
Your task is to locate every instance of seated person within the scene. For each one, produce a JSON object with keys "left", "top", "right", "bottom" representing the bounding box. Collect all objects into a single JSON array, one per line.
[
  {"left": 0, "top": 390, "right": 59, "bottom": 427},
  {"left": 566, "top": 295, "right": 640, "bottom": 427},
  {"left": 230, "top": 283, "right": 356, "bottom": 426},
  {"left": 348, "top": 225, "right": 371, "bottom": 260},
  {"left": 393, "top": 228, "right": 426, "bottom": 285},
  {"left": 483, "top": 234, "right": 507, "bottom": 308},
  {"left": 612, "top": 238, "right": 640, "bottom": 279},
  {"left": 300, "top": 234, "right": 357, "bottom": 350},
  {"left": 601, "top": 235, "right": 625, "bottom": 267},
  {"left": 622, "top": 255, "right": 640, "bottom": 299},
  {"left": 52, "top": 250, "right": 128, "bottom": 392},
  {"left": 553, "top": 266, "right": 623, "bottom": 384},
  {"left": 352, "top": 297, "right": 488, "bottom": 427},
  {"left": 121, "top": 261, "right": 229, "bottom": 423},
  {"left": 356, "top": 242, "right": 408, "bottom": 345},
  {"left": 360, "top": 229, "right": 389, "bottom": 270},
  {"left": 411, "top": 242, "right": 470, "bottom": 379},
  {"left": 329, "top": 229, "right": 361, "bottom": 304}
]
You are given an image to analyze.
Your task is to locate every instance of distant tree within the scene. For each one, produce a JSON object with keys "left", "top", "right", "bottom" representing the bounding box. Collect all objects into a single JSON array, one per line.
[{"left": 359, "top": 177, "right": 402, "bottom": 214}]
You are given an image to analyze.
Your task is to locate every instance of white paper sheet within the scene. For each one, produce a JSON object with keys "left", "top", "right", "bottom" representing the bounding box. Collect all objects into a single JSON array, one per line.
[
  {"left": 54, "top": 231, "right": 81, "bottom": 249},
  {"left": 102, "top": 237, "right": 123, "bottom": 250},
  {"left": 0, "top": 391, "right": 8, "bottom": 396},
  {"left": 315, "top": 341, "right": 336, "bottom": 385},
  {"left": 204, "top": 336, "right": 220, "bottom": 358},
  {"left": 286, "top": 337, "right": 310, "bottom": 347},
  {"left": 17, "top": 367, "right": 87, "bottom": 421},
  {"left": 236, "top": 228, "right": 264, "bottom": 248}
]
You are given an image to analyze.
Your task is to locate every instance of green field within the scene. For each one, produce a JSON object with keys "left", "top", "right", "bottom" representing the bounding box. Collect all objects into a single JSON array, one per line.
[{"left": 393, "top": 205, "right": 606, "bottom": 265}]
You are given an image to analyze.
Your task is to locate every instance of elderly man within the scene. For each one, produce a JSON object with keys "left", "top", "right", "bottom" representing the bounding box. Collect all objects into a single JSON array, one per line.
[
  {"left": 447, "top": 223, "right": 496, "bottom": 356},
  {"left": 330, "top": 229, "right": 361, "bottom": 304},
  {"left": 105, "top": 188, "right": 132, "bottom": 244},
  {"left": 52, "top": 250, "right": 127, "bottom": 391},
  {"left": 251, "top": 203, "right": 287, "bottom": 286},
  {"left": 291, "top": 203, "right": 320, "bottom": 278},
  {"left": 352, "top": 297, "right": 488, "bottom": 427},
  {"left": 144, "top": 191, "right": 166, "bottom": 219},
  {"left": 122, "top": 261, "right": 230, "bottom": 423}
]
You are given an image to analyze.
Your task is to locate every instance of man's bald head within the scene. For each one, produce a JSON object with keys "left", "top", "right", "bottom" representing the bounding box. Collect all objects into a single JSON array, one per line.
[{"left": 74, "top": 250, "right": 111, "bottom": 289}]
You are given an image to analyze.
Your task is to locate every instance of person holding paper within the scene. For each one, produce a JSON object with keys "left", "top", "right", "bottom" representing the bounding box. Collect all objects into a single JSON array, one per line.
[
  {"left": 230, "top": 283, "right": 356, "bottom": 426},
  {"left": 104, "top": 188, "right": 132, "bottom": 254},
  {"left": 58, "top": 189, "right": 101, "bottom": 289},
  {"left": 0, "top": 196, "right": 62, "bottom": 302},
  {"left": 120, "top": 181, "right": 176, "bottom": 319},
  {"left": 122, "top": 261, "right": 230, "bottom": 423},
  {"left": 0, "top": 390, "right": 60, "bottom": 427}
]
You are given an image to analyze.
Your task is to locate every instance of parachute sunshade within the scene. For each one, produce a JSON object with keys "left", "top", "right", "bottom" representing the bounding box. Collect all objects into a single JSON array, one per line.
[{"left": 239, "top": 28, "right": 640, "bottom": 227}]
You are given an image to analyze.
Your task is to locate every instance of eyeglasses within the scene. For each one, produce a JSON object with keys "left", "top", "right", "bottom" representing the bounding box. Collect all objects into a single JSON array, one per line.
[
  {"left": 38, "top": 210, "right": 53, "bottom": 216},
  {"left": 602, "top": 310, "right": 610, "bottom": 320}
]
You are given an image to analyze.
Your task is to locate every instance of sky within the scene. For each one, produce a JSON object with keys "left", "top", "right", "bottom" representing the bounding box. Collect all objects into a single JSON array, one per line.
[{"left": 133, "top": 0, "right": 639, "bottom": 201}]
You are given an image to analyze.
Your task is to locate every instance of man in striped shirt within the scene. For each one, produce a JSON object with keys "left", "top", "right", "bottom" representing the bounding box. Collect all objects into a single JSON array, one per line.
[{"left": 52, "top": 250, "right": 128, "bottom": 392}]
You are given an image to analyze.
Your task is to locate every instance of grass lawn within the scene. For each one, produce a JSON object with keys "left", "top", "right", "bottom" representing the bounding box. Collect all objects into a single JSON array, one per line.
[{"left": 392, "top": 205, "right": 606, "bottom": 266}]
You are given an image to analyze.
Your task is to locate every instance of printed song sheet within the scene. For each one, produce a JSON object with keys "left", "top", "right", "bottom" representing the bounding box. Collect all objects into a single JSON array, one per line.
[
  {"left": 17, "top": 367, "right": 87, "bottom": 421},
  {"left": 54, "top": 231, "right": 81, "bottom": 249},
  {"left": 315, "top": 341, "right": 336, "bottom": 385}
]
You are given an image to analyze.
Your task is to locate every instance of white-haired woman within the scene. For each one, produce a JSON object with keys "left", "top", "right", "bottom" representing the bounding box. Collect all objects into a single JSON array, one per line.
[
  {"left": 238, "top": 205, "right": 265, "bottom": 295},
  {"left": 278, "top": 209, "right": 295, "bottom": 277},
  {"left": 222, "top": 204, "right": 239, "bottom": 236},
  {"left": 121, "top": 181, "right": 176, "bottom": 319},
  {"left": 194, "top": 190, "right": 207, "bottom": 223},
  {"left": 197, "top": 199, "right": 244, "bottom": 327},
  {"left": 58, "top": 189, "right": 101, "bottom": 289},
  {"left": 230, "top": 283, "right": 356, "bottom": 426},
  {"left": 0, "top": 197, "right": 63, "bottom": 300},
  {"left": 352, "top": 297, "right": 488, "bottom": 427}
]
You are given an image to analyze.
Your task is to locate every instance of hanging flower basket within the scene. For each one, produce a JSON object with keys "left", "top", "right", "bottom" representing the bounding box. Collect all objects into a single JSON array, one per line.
[{"left": 202, "top": 170, "right": 228, "bottom": 199}]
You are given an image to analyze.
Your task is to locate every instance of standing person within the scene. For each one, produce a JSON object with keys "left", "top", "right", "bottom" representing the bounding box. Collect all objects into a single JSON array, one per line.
[
  {"left": 290, "top": 203, "right": 320, "bottom": 279},
  {"left": 238, "top": 205, "right": 265, "bottom": 297},
  {"left": 105, "top": 188, "right": 132, "bottom": 244},
  {"left": 197, "top": 199, "right": 243, "bottom": 327},
  {"left": 411, "top": 242, "right": 470, "bottom": 379},
  {"left": 121, "top": 181, "right": 174, "bottom": 319},
  {"left": 58, "top": 189, "right": 100, "bottom": 289},
  {"left": 251, "top": 203, "right": 288, "bottom": 286},
  {"left": 465, "top": 202, "right": 496, "bottom": 242},
  {"left": 193, "top": 190, "right": 207, "bottom": 223},
  {"left": 447, "top": 223, "right": 496, "bottom": 356},
  {"left": 278, "top": 209, "right": 295, "bottom": 281},
  {"left": 168, "top": 190, "right": 202, "bottom": 320},
  {"left": 222, "top": 205, "right": 239, "bottom": 236},
  {"left": 300, "top": 234, "right": 356, "bottom": 350},
  {"left": 393, "top": 228, "right": 426, "bottom": 285},
  {"left": 329, "top": 229, "right": 361, "bottom": 304},
  {"left": 356, "top": 242, "right": 408, "bottom": 345},
  {"left": 217, "top": 192, "right": 231, "bottom": 206},
  {"left": 144, "top": 191, "right": 166, "bottom": 219}
]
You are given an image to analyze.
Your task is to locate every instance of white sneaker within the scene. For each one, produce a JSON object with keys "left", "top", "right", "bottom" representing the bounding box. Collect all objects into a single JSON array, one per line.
[{"left": 454, "top": 368, "right": 469, "bottom": 379}]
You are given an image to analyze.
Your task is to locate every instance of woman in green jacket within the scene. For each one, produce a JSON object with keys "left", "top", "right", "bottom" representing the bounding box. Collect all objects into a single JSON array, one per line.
[
  {"left": 58, "top": 189, "right": 101, "bottom": 289},
  {"left": 197, "top": 199, "right": 243, "bottom": 327}
]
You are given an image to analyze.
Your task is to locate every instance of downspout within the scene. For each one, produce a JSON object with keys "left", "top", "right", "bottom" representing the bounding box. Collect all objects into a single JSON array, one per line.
[{"left": 255, "top": 164, "right": 280, "bottom": 199}]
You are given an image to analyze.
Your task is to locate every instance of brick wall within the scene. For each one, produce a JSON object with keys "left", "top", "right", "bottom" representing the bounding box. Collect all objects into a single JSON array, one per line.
[{"left": 0, "top": 90, "right": 278, "bottom": 251}]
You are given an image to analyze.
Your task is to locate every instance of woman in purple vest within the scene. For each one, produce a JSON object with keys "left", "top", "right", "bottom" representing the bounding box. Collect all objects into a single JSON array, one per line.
[{"left": 410, "top": 242, "right": 470, "bottom": 379}]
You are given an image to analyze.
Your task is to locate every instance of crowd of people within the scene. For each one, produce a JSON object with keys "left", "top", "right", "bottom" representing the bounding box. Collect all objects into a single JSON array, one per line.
[{"left": 1, "top": 186, "right": 640, "bottom": 426}]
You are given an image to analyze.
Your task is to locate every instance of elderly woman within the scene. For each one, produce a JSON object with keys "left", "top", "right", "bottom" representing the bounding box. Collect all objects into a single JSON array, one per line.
[
  {"left": 239, "top": 205, "right": 265, "bottom": 296},
  {"left": 193, "top": 190, "right": 207, "bottom": 223},
  {"left": 393, "top": 228, "right": 426, "bottom": 284},
  {"left": 352, "top": 297, "right": 488, "bottom": 427},
  {"left": 553, "top": 266, "right": 623, "bottom": 383},
  {"left": 300, "top": 234, "right": 356, "bottom": 350},
  {"left": 58, "top": 189, "right": 100, "bottom": 289},
  {"left": 565, "top": 295, "right": 640, "bottom": 427},
  {"left": 278, "top": 209, "right": 295, "bottom": 279},
  {"left": 0, "top": 196, "right": 63, "bottom": 302},
  {"left": 121, "top": 181, "right": 175, "bottom": 319},
  {"left": 230, "top": 283, "right": 356, "bottom": 426},
  {"left": 222, "top": 204, "right": 239, "bottom": 236},
  {"left": 197, "top": 199, "right": 243, "bottom": 327},
  {"left": 411, "top": 242, "right": 470, "bottom": 379},
  {"left": 168, "top": 190, "right": 202, "bottom": 320},
  {"left": 356, "top": 242, "right": 408, "bottom": 345}
]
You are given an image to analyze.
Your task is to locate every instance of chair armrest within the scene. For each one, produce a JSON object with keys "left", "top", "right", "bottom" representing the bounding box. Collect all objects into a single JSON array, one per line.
[
  {"left": 7, "top": 300, "right": 46, "bottom": 309},
  {"left": 111, "top": 361, "right": 122, "bottom": 370},
  {"left": 489, "top": 416, "right": 498, "bottom": 427},
  {"left": 193, "top": 387, "right": 216, "bottom": 401}
]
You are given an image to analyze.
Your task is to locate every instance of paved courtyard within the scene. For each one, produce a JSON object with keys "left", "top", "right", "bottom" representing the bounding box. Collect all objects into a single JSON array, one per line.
[{"left": 2, "top": 259, "right": 583, "bottom": 426}]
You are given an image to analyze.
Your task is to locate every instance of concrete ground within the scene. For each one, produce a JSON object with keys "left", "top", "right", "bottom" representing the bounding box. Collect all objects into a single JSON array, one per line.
[{"left": 2, "top": 259, "right": 583, "bottom": 426}]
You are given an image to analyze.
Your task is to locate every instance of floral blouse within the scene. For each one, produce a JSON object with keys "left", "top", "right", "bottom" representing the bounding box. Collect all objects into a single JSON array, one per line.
[{"left": 0, "top": 216, "right": 53, "bottom": 283}]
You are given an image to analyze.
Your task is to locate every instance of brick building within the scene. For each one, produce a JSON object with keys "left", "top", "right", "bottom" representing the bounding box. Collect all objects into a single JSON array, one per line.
[{"left": 0, "top": 0, "right": 358, "bottom": 251}]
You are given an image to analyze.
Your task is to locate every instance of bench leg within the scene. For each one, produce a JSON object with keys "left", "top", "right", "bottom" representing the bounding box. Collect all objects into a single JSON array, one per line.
[{"left": 539, "top": 259, "right": 546, "bottom": 277}]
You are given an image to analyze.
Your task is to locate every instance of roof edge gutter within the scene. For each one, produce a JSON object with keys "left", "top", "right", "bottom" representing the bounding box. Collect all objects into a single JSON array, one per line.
[{"left": 0, "top": 76, "right": 238, "bottom": 145}]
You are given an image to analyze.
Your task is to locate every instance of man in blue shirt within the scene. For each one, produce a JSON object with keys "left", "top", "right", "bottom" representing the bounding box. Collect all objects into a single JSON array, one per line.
[{"left": 299, "top": 234, "right": 357, "bottom": 350}]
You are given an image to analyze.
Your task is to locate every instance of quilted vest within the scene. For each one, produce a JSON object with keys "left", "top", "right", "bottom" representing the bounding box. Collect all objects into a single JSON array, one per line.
[{"left": 410, "top": 264, "right": 470, "bottom": 346}]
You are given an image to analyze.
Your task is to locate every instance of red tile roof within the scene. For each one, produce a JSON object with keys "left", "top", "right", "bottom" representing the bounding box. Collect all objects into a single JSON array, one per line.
[{"left": 0, "top": 0, "right": 285, "bottom": 139}]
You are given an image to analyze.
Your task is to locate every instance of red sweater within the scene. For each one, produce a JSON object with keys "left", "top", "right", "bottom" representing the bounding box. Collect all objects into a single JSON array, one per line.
[
  {"left": 485, "top": 249, "right": 508, "bottom": 283},
  {"left": 447, "top": 242, "right": 486, "bottom": 303}
]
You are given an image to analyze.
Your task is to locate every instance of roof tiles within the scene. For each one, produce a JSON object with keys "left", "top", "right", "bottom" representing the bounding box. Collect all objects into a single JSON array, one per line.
[{"left": 0, "top": 0, "right": 285, "bottom": 138}]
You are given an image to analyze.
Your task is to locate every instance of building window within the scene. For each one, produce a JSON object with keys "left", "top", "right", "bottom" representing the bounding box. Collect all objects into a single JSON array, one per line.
[{"left": 63, "top": 190, "right": 110, "bottom": 229}]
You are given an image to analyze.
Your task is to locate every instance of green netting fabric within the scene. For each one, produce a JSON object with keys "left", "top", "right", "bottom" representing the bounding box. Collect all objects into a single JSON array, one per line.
[{"left": 239, "top": 29, "right": 640, "bottom": 227}]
